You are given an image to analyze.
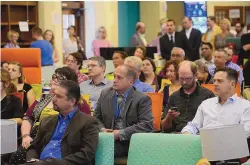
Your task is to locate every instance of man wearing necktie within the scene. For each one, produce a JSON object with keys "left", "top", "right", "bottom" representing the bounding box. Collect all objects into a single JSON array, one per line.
[
  {"left": 94, "top": 65, "right": 154, "bottom": 158},
  {"left": 160, "top": 19, "right": 191, "bottom": 60}
]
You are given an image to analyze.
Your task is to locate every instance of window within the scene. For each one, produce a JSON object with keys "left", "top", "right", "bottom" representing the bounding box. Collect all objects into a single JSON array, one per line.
[{"left": 62, "top": 14, "right": 75, "bottom": 39}]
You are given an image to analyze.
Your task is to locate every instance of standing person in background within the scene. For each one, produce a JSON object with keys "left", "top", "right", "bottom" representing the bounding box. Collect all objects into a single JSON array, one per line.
[
  {"left": 66, "top": 52, "right": 88, "bottom": 84},
  {"left": 43, "top": 29, "right": 59, "bottom": 63},
  {"left": 8, "top": 62, "right": 36, "bottom": 113},
  {"left": 140, "top": 57, "right": 162, "bottom": 92},
  {"left": 92, "top": 26, "right": 112, "bottom": 57},
  {"left": 157, "top": 18, "right": 167, "bottom": 36},
  {"left": 202, "top": 16, "right": 222, "bottom": 50},
  {"left": 131, "top": 22, "right": 148, "bottom": 47},
  {"left": 235, "top": 22, "right": 245, "bottom": 37},
  {"left": 160, "top": 19, "right": 190, "bottom": 60},
  {"left": 214, "top": 18, "right": 235, "bottom": 49},
  {"left": 239, "top": 24, "right": 250, "bottom": 66},
  {"left": 4, "top": 30, "right": 20, "bottom": 48},
  {"left": 134, "top": 46, "right": 147, "bottom": 60},
  {"left": 63, "top": 26, "right": 84, "bottom": 61},
  {"left": 181, "top": 16, "right": 202, "bottom": 61},
  {"left": 31, "top": 27, "right": 54, "bottom": 82}
]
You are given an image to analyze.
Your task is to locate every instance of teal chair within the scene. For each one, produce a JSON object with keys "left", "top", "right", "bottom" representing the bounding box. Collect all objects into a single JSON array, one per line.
[
  {"left": 95, "top": 133, "right": 114, "bottom": 165},
  {"left": 127, "top": 133, "right": 202, "bottom": 165}
]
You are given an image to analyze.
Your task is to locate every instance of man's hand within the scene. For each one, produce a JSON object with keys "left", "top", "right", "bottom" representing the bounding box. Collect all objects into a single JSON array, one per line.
[
  {"left": 22, "top": 135, "right": 33, "bottom": 149},
  {"left": 182, "top": 131, "right": 190, "bottom": 135},
  {"left": 166, "top": 110, "right": 180, "bottom": 120},
  {"left": 113, "top": 130, "right": 120, "bottom": 140},
  {"left": 101, "top": 128, "right": 113, "bottom": 133},
  {"left": 243, "top": 44, "right": 250, "bottom": 51}
]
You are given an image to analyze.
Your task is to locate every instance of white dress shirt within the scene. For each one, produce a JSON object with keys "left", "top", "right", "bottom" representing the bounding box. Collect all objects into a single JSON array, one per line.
[
  {"left": 138, "top": 33, "right": 148, "bottom": 46},
  {"left": 167, "top": 32, "right": 175, "bottom": 43},
  {"left": 185, "top": 27, "right": 192, "bottom": 39},
  {"left": 181, "top": 94, "right": 250, "bottom": 138}
]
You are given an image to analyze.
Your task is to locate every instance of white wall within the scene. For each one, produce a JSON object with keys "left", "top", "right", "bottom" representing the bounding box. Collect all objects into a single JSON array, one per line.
[{"left": 84, "top": 1, "right": 118, "bottom": 59}]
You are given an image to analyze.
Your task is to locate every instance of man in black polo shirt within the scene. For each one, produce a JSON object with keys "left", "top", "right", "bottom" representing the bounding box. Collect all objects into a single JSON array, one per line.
[{"left": 161, "top": 61, "right": 215, "bottom": 133}]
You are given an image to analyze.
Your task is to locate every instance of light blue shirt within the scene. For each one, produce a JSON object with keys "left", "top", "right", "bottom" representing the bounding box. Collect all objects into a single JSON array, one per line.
[
  {"left": 133, "top": 79, "right": 154, "bottom": 93},
  {"left": 181, "top": 94, "right": 250, "bottom": 138},
  {"left": 79, "top": 78, "right": 113, "bottom": 110},
  {"left": 40, "top": 108, "right": 77, "bottom": 160}
]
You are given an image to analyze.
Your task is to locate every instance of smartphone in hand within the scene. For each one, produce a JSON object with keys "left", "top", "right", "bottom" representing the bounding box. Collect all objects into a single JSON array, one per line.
[{"left": 170, "top": 107, "right": 179, "bottom": 112}]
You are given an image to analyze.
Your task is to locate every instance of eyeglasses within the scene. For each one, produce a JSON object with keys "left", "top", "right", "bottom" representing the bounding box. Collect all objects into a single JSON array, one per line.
[
  {"left": 171, "top": 54, "right": 181, "bottom": 58},
  {"left": 52, "top": 74, "right": 67, "bottom": 82},
  {"left": 88, "top": 64, "right": 99, "bottom": 68},
  {"left": 179, "top": 77, "right": 194, "bottom": 82}
]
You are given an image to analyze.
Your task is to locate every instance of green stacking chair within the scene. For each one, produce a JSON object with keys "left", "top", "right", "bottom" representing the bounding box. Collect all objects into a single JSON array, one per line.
[{"left": 127, "top": 133, "right": 202, "bottom": 165}]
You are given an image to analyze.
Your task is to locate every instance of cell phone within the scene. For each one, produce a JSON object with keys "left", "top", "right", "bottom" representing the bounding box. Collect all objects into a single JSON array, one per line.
[{"left": 170, "top": 107, "right": 179, "bottom": 112}]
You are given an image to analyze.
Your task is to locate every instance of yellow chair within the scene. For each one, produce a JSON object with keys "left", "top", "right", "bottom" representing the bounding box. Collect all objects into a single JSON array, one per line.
[
  {"left": 31, "top": 84, "right": 42, "bottom": 100},
  {"left": 80, "top": 68, "right": 88, "bottom": 74},
  {"left": 106, "top": 73, "right": 114, "bottom": 81},
  {"left": 161, "top": 79, "right": 171, "bottom": 89}
]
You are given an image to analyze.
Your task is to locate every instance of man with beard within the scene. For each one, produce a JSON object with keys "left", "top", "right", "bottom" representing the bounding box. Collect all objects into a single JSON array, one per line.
[
  {"left": 25, "top": 80, "right": 99, "bottom": 165},
  {"left": 161, "top": 61, "right": 215, "bottom": 133},
  {"left": 235, "top": 22, "right": 245, "bottom": 37}
]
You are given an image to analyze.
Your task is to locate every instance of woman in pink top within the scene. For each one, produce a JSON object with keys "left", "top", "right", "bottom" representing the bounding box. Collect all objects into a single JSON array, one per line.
[{"left": 92, "top": 26, "right": 112, "bottom": 56}]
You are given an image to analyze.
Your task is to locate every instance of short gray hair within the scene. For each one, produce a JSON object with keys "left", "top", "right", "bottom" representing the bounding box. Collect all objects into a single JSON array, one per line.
[
  {"left": 89, "top": 56, "right": 106, "bottom": 68},
  {"left": 171, "top": 47, "right": 185, "bottom": 56},
  {"left": 123, "top": 65, "right": 137, "bottom": 81},
  {"left": 194, "top": 60, "right": 209, "bottom": 73},
  {"left": 124, "top": 56, "right": 142, "bottom": 70},
  {"left": 215, "top": 48, "right": 228, "bottom": 58}
]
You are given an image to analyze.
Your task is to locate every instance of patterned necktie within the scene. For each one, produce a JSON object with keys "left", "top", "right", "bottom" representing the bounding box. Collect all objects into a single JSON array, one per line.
[{"left": 117, "top": 95, "right": 124, "bottom": 108}]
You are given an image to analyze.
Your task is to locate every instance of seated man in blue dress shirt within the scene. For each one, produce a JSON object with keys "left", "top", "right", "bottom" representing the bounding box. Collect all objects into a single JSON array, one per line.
[
  {"left": 25, "top": 80, "right": 99, "bottom": 165},
  {"left": 208, "top": 49, "right": 243, "bottom": 85},
  {"left": 124, "top": 56, "right": 154, "bottom": 92},
  {"left": 182, "top": 68, "right": 250, "bottom": 137}
]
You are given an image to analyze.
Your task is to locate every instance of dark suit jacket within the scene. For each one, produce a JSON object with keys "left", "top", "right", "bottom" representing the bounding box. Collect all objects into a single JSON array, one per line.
[
  {"left": 160, "top": 32, "right": 190, "bottom": 60},
  {"left": 239, "top": 33, "right": 250, "bottom": 65},
  {"left": 94, "top": 87, "right": 154, "bottom": 141},
  {"left": 26, "top": 110, "right": 99, "bottom": 165},
  {"left": 181, "top": 28, "right": 202, "bottom": 61},
  {"left": 130, "top": 32, "right": 145, "bottom": 47}
]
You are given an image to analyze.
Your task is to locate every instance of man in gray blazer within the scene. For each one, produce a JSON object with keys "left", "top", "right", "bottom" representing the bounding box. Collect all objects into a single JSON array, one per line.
[
  {"left": 94, "top": 65, "right": 154, "bottom": 158},
  {"left": 130, "top": 22, "right": 148, "bottom": 47}
]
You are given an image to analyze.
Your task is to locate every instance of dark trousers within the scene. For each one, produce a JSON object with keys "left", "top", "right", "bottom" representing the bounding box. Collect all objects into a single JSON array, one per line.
[{"left": 114, "top": 140, "right": 130, "bottom": 158}]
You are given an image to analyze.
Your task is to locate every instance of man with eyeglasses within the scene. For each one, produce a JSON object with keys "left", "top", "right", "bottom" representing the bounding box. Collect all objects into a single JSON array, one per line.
[
  {"left": 196, "top": 42, "right": 214, "bottom": 68},
  {"left": 79, "top": 56, "right": 113, "bottom": 110},
  {"left": 208, "top": 49, "right": 243, "bottom": 85},
  {"left": 161, "top": 61, "right": 214, "bottom": 133},
  {"left": 170, "top": 47, "right": 185, "bottom": 63}
]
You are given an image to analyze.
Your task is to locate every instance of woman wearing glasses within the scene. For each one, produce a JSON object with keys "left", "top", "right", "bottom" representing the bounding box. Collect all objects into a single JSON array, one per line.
[
  {"left": 10, "top": 67, "right": 90, "bottom": 164},
  {"left": 92, "top": 26, "right": 112, "bottom": 56}
]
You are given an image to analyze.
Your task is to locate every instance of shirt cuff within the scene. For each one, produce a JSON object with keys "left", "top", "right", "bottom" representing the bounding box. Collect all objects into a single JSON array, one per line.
[{"left": 119, "top": 129, "right": 127, "bottom": 141}]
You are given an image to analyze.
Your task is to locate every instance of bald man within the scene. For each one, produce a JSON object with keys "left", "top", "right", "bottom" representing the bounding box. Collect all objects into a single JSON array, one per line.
[
  {"left": 130, "top": 22, "right": 148, "bottom": 47},
  {"left": 161, "top": 61, "right": 214, "bottom": 133}
]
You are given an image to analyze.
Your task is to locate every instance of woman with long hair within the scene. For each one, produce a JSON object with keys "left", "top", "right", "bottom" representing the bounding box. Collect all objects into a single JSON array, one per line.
[
  {"left": 161, "top": 60, "right": 181, "bottom": 107},
  {"left": 8, "top": 62, "right": 36, "bottom": 113},
  {"left": 1, "top": 69, "right": 23, "bottom": 123},
  {"left": 43, "top": 29, "right": 59, "bottom": 63},
  {"left": 92, "top": 26, "right": 112, "bottom": 56}
]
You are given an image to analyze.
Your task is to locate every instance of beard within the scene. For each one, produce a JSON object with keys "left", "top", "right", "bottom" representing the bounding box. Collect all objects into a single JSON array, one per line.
[{"left": 182, "top": 80, "right": 196, "bottom": 90}]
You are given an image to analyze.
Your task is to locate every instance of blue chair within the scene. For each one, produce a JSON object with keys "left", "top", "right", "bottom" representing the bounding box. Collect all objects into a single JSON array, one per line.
[
  {"left": 95, "top": 133, "right": 114, "bottom": 165},
  {"left": 127, "top": 133, "right": 202, "bottom": 165}
]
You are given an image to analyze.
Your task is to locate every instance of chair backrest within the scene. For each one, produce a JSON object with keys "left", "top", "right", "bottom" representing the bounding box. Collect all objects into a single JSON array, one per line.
[
  {"left": 127, "top": 133, "right": 202, "bottom": 165},
  {"left": 1, "top": 48, "right": 42, "bottom": 84},
  {"left": 95, "top": 133, "right": 114, "bottom": 165},
  {"left": 202, "top": 83, "right": 241, "bottom": 96},
  {"left": 146, "top": 93, "right": 163, "bottom": 130}
]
